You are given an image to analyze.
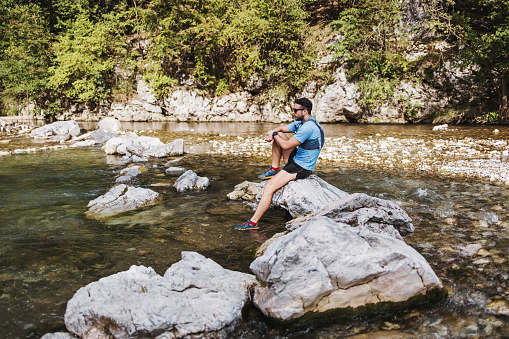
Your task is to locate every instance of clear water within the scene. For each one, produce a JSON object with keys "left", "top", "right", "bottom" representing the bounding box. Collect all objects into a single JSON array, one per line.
[{"left": 0, "top": 123, "right": 508, "bottom": 338}]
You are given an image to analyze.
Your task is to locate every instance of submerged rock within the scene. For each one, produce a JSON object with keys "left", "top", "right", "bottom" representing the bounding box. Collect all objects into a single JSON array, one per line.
[
  {"left": 85, "top": 184, "right": 159, "bottom": 219},
  {"left": 90, "top": 129, "right": 118, "bottom": 144},
  {"left": 115, "top": 167, "right": 142, "bottom": 185},
  {"left": 31, "top": 121, "right": 83, "bottom": 139},
  {"left": 251, "top": 216, "right": 443, "bottom": 321},
  {"left": 64, "top": 252, "right": 256, "bottom": 339},
  {"left": 173, "top": 170, "right": 210, "bottom": 192},
  {"left": 103, "top": 132, "right": 184, "bottom": 158},
  {"left": 165, "top": 166, "right": 186, "bottom": 176}
]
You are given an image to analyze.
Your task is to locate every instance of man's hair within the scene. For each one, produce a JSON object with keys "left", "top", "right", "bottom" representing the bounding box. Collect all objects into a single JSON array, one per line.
[{"left": 295, "top": 97, "right": 313, "bottom": 113}]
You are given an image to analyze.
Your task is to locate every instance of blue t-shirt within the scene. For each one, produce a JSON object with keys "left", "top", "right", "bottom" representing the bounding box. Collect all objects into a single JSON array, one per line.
[{"left": 288, "top": 118, "right": 323, "bottom": 171}]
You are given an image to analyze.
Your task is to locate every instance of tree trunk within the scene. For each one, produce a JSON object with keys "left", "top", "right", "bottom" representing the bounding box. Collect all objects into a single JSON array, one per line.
[{"left": 501, "top": 78, "right": 509, "bottom": 123}]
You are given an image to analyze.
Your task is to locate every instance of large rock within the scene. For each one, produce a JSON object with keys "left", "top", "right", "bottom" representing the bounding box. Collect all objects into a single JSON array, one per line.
[
  {"left": 250, "top": 216, "right": 443, "bottom": 321},
  {"left": 173, "top": 170, "right": 210, "bottom": 192},
  {"left": 65, "top": 252, "right": 256, "bottom": 339},
  {"left": 228, "top": 175, "right": 349, "bottom": 218},
  {"left": 97, "top": 117, "right": 122, "bottom": 133},
  {"left": 269, "top": 175, "right": 349, "bottom": 218},
  {"left": 286, "top": 193, "right": 414, "bottom": 239},
  {"left": 85, "top": 184, "right": 159, "bottom": 219},
  {"left": 103, "top": 132, "right": 184, "bottom": 158},
  {"left": 109, "top": 102, "right": 165, "bottom": 121},
  {"left": 31, "top": 121, "right": 82, "bottom": 139}
]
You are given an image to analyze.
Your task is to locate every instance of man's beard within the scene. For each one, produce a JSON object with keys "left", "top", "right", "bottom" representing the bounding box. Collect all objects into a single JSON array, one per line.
[{"left": 295, "top": 115, "right": 303, "bottom": 121}]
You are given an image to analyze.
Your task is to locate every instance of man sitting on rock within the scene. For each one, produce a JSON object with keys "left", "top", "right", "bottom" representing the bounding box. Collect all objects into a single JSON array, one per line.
[{"left": 234, "top": 97, "right": 324, "bottom": 230}]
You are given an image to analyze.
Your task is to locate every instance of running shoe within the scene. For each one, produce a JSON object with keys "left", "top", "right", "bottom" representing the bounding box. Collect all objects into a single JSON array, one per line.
[
  {"left": 258, "top": 168, "right": 279, "bottom": 179},
  {"left": 234, "top": 220, "right": 259, "bottom": 230}
]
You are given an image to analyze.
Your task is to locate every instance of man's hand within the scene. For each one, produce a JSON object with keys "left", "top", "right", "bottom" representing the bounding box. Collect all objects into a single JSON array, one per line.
[{"left": 264, "top": 130, "right": 274, "bottom": 142}]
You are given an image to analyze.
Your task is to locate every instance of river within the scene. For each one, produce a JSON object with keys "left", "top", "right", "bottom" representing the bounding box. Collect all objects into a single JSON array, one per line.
[{"left": 0, "top": 122, "right": 508, "bottom": 338}]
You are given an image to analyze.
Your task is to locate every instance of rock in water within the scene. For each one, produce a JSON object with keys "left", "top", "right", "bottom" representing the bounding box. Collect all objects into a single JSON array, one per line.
[
  {"left": 250, "top": 216, "right": 443, "bottom": 321},
  {"left": 85, "top": 184, "right": 159, "bottom": 219},
  {"left": 173, "top": 170, "right": 210, "bottom": 192},
  {"left": 31, "top": 121, "right": 82, "bottom": 139},
  {"left": 228, "top": 175, "right": 349, "bottom": 217},
  {"left": 103, "top": 132, "right": 184, "bottom": 158},
  {"left": 97, "top": 117, "right": 122, "bottom": 133},
  {"left": 64, "top": 252, "right": 256, "bottom": 338},
  {"left": 90, "top": 129, "right": 118, "bottom": 144},
  {"left": 286, "top": 193, "right": 414, "bottom": 238},
  {"left": 270, "top": 175, "right": 349, "bottom": 217}
]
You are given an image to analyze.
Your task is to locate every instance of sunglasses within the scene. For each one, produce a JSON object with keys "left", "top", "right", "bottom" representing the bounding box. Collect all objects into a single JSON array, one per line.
[{"left": 293, "top": 108, "right": 305, "bottom": 113}]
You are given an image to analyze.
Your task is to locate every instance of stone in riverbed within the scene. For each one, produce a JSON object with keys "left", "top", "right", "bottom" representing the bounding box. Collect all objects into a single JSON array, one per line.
[
  {"left": 90, "top": 129, "right": 118, "bottom": 144},
  {"left": 64, "top": 252, "right": 256, "bottom": 339},
  {"left": 250, "top": 216, "right": 443, "bottom": 322},
  {"left": 228, "top": 175, "right": 349, "bottom": 217},
  {"left": 286, "top": 192, "right": 414, "bottom": 239},
  {"left": 165, "top": 166, "right": 186, "bottom": 176},
  {"left": 115, "top": 167, "right": 142, "bottom": 185},
  {"left": 97, "top": 117, "right": 122, "bottom": 133},
  {"left": 103, "top": 132, "right": 184, "bottom": 158},
  {"left": 85, "top": 184, "right": 159, "bottom": 219},
  {"left": 31, "top": 121, "right": 83, "bottom": 139},
  {"left": 227, "top": 181, "right": 263, "bottom": 201},
  {"left": 173, "top": 170, "right": 210, "bottom": 192}
]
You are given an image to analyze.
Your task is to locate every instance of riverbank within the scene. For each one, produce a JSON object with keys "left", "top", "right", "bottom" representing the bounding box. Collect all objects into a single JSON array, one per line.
[
  {"left": 1, "top": 122, "right": 509, "bottom": 187},
  {"left": 201, "top": 130, "right": 509, "bottom": 187}
]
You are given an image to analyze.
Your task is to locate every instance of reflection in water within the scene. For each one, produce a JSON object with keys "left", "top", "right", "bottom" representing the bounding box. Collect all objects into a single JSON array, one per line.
[{"left": 0, "top": 124, "right": 508, "bottom": 338}]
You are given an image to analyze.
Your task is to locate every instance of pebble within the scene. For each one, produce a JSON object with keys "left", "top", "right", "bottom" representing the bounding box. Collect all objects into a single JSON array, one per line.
[
  {"left": 487, "top": 300, "right": 509, "bottom": 315},
  {"left": 205, "top": 134, "right": 509, "bottom": 186}
]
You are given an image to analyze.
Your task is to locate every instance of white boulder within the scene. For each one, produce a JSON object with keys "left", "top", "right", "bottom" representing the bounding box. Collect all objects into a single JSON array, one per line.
[
  {"left": 31, "top": 121, "right": 82, "bottom": 139},
  {"left": 103, "top": 132, "right": 184, "bottom": 158},
  {"left": 85, "top": 184, "right": 159, "bottom": 219},
  {"left": 64, "top": 252, "right": 256, "bottom": 338},
  {"left": 229, "top": 175, "right": 349, "bottom": 218},
  {"left": 251, "top": 216, "right": 443, "bottom": 321},
  {"left": 97, "top": 117, "right": 122, "bottom": 133},
  {"left": 173, "top": 170, "right": 210, "bottom": 192}
]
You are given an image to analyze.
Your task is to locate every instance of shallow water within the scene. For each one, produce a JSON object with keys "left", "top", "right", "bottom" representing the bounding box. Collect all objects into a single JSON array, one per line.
[{"left": 0, "top": 123, "right": 508, "bottom": 338}]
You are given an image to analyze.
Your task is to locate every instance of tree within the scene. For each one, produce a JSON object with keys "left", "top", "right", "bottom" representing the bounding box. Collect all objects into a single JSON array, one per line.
[
  {"left": 0, "top": 1, "right": 53, "bottom": 113},
  {"left": 446, "top": 0, "right": 509, "bottom": 122},
  {"left": 48, "top": 11, "right": 128, "bottom": 103}
]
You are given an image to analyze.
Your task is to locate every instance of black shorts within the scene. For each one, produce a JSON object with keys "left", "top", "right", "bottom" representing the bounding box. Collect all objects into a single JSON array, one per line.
[{"left": 283, "top": 148, "right": 312, "bottom": 180}]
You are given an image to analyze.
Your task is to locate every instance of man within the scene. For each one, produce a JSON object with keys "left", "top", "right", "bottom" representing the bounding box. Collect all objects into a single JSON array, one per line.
[{"left": 234, "top": 97, "right": 324, "bottom": 230}]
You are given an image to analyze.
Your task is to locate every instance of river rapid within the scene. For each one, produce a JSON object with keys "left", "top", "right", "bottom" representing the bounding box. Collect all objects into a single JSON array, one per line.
[{"left": 0, "top": 122, "right": 508, "bottom": 338}]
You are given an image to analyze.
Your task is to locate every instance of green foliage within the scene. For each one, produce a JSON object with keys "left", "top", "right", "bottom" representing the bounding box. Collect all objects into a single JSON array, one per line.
[
  {"left": 48, "top": 11, "right": 128, "bottom": 102},
  {"left": 356, "top": 74, "right": 397, "bottom": 110},
  {"left": 329, "top": 0, "right": 413, "bottom": 110},
  {"left": 144, "top": 0, "right": 317, "bottom": 98},
  {"left": 482, "top": 111, "right": 499, "bottom": 123},
  {"left": 429, "top": 0, "right": 509, "bottom": 117},
  {"left": 0, "top": 1, "right": 53, "bottom": 101}
]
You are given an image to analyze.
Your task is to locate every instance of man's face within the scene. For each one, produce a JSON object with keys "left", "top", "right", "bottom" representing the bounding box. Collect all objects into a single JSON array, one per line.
[{"left": 293, "top": 105, "right": 306, "bottom": 121}]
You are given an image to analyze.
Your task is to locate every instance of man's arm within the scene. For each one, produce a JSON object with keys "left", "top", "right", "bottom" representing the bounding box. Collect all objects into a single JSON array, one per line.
[
  {"left": 273, "top": 134, "right": 301, "bottom": 150},
  {"left": 264, "top": 125, "right": 292, "bottom": 142}
]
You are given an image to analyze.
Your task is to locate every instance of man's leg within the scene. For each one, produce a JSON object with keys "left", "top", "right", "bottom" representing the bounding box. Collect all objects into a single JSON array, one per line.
[
  {"left": 259, "top": 133, "right": 294, "bottom": 179},
  {"left": 250, "top": 170, "right": 297, "bottom": 224},
  {"left": 271, "top": 132, "right": 294, "bottom": 168}
]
